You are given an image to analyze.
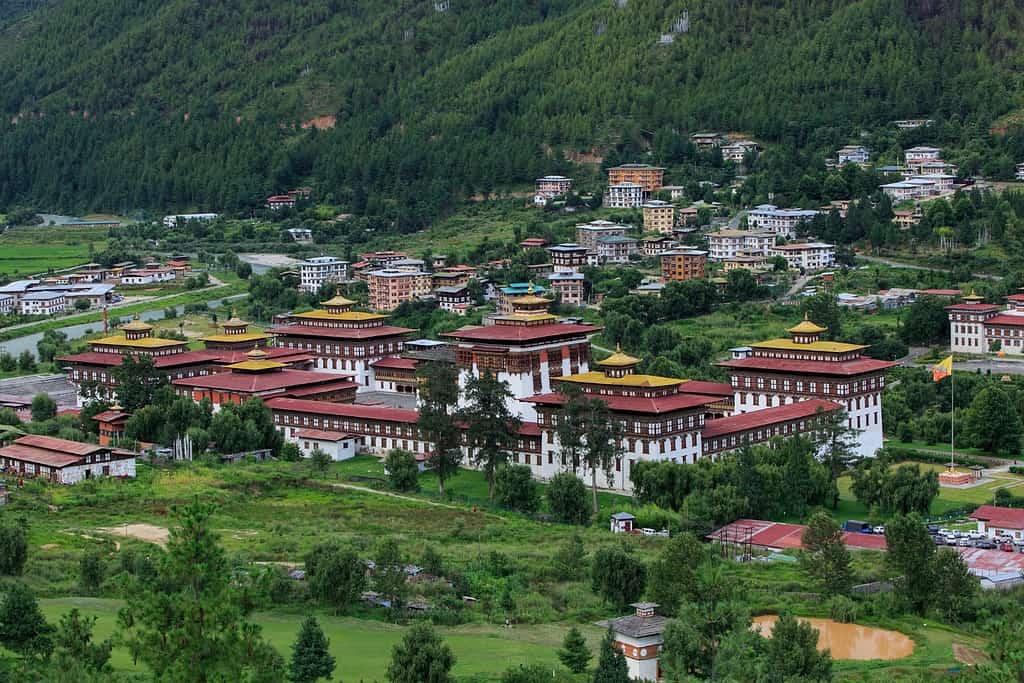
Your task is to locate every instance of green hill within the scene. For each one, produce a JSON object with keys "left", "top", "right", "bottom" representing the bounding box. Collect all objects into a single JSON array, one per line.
[{"left": 0, "top": 0, "right": 1021, "bottom": 225}]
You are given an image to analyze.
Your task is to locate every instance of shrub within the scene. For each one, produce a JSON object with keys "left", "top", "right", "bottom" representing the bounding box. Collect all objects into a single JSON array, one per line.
[
  {"left": 0, "top": 522, "right": 29, "bottom": 575},
  {"left": 828, "top": 595, "right": 858, "bottom": 623},
  {"left": 384, "top": 449, "right": 419, "bottom": 492},
  {"left": 546, "top": 472, "right": 589, "bottom": 525},
  {"left": 494, "top": 465, "right": 540, "bottom": 514}
]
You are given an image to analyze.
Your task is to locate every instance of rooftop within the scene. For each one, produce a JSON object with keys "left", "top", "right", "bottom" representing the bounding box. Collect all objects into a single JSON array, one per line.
[{"left": 701, "top": 399, "right": 841, "bottom": 438}]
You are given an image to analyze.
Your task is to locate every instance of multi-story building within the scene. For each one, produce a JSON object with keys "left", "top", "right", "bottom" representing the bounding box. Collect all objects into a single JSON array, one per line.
[
  {"left": 689, "top": 132, "right": 724, "bottom": 149},
  {"left": 607, "top": 164, "right": 665, "bottom": 193},
  {"left": 707, "top": 229, "right": 777, "bottom": 261},
  {"left": 18, "top": 292, "right": 66, "bottom": 315},
  {"left": 547, "top": 244, "right": 590, "bottom": 273},
  {"left": 836, "top": 145, "right": 869, "bottom": 166},
  {"left": 497, "top": 282, "right": 549, "bottom": 314},
  {"left": 771, "top": 242, "right": 835, "bottom": 271},
  {"left": 435, "top": 285, "right": 471, "bottom": 315},
  {"left": 746, "top": 205, "right": 819, "bottom": 238},
  {"left": 722, "top": 254, "right": 769, "bottom": 272},
  {"left": 575, "top": 220, "right": 630, "bottom": 251},
  {"left": 266, "top": 195, "right": 297, "bottom": 210},
  {"left": 367, "top": 269, "right": 431, "bottom": 311},
  {"left": 546, "top": 272, "right": 586, "bottom": 306},
  {"left": 595, "top": 235, "right": 639, "bottom": 264},
  {"left": 660, "top": 250, "right": 707, "bottom": 282},
  {"left": 721, "top": 140, "right": 758, "bottom": 163},
  {"left": 718, "top": 317, "right": 897, "bottom": 457},
  {"left": 270, "top": 295, "right": 415, "bottom": 389},
  {"left": 0, "top": 435, "right": 136, "bottom": 485},
  {"left": 946, "top": 292, "right": 1024, "bottom": 355},
  {"left": 442, "top": 291, "right": 601, "bottom": 421},
  {"left": 904, "top": 146, "right": 942, "bottom": 164},
  {"left": 534, "top": 175, "right": 573, "bottom": 204},
  {"left": 605, "top": 183, "right": 645, "bottom": 208},
  {"left": 299, "top": 256, "right": 350, "bottom": 294},
  {"left": 893, "top": 209, "right": 923, "bottom": 229},
  {"left": 641, "top": 235, "right": 676, "bottom": 257},
  {"left": 642, "top": 200, "right": 676, "bottom": 234},
  {"left": 700, "top": 399, "right": 842, "bottom": 459}
]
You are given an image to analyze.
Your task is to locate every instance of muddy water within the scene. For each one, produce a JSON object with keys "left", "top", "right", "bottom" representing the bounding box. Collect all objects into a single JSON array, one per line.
[{"left": 751, "top": 615, "right": 915, "bottom": 660}]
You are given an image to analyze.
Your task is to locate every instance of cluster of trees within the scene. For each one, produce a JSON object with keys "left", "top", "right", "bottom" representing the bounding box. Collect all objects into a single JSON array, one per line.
[{"left": 850, "top": 452, "right": 940, "bottom": 515}]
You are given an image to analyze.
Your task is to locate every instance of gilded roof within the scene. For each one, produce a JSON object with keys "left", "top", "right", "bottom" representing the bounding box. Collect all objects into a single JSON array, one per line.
[
  {"left": 754, "top": 339, "right": 866, "bottom": 353},
  {"left": 559, "top": 371, "right": 682, "bottom": 388},
  {"left": 92, "top": 335, "right": 185, "bottom": 349},
  {"left": 322, "top": 295, "right": 356, "bottom": 307},
  {"left": 292, "top": 310, "right": 387, "bottom": 322},
  {"left": 597, "top": 345, "right": 641, "bottom": 367},
  {"left": 787, "top": 314, "right": 827, "bottom": 334},
  {"left": 120, "top": 314, "right": 153, "bottom": 332}
]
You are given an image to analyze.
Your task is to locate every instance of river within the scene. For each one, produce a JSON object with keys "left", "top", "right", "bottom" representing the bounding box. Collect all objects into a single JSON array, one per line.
[{"left": 0, "top": 293, "right": 248, "bottom": 359}]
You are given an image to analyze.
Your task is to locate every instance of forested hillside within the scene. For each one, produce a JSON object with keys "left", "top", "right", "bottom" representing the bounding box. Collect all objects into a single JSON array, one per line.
[{"left": 0, "top": 0, "right": 1021, "bottom": 225}]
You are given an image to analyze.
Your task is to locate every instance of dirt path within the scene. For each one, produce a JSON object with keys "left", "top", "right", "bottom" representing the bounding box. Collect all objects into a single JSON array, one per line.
[
  {"left": 326, "top": 482, "right": 507, "bottom": 520},
  {"left": 953, "top": 643, "right": 987, "bottom": 665},
  {"left": 95, "top": 523, "right": 169, "bottom": 547}
]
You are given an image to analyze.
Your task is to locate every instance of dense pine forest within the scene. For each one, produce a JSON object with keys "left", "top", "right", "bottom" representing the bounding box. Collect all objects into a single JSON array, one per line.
[{"left": 0, "top": 0, "right": 1021, "bottom": 227}]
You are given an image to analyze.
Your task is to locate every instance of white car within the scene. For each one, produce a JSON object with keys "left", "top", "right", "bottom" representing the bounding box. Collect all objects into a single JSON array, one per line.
[
  {"left": 873, "top": 526, "right": 885, "bottom": 535},
  {"left": 968, "top": 531, "right": 985, "bottom": 540}
]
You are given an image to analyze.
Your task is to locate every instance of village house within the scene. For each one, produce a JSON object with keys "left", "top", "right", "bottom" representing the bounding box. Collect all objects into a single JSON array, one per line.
[
  {"left": 904, "top": 146, "right": 942, "bottom": 164},
  {"left": 660, "top": 250, "right": 707, "bottom": 282},
  {"left": 533, "top": 175, "right": 572, "bottom": 204},
  {"left": 546, "top": 272, "right": 586, "bottom": 306},
  {"left": 293, "top": 429, "right": 360, "bottom": 461},
  {"left": 162, "top": 213, "right": 218, "bottom": 228},
  {"left": 947, "top": 292, "right": 1024, "bottom": 355},
  {"left": 18, "top": 291, "right": 66, "bottom": 315},
  {"left": 660, "top": 185, "right": 687, "bottom": 200},
  {"left": 689, "top": 132, "right": 724, "bottom": 149},
  {"left": 605, "top": 182, "right": 645, "bottom": 208},
  {"left": 265, "top": 195, "right": 297, "bottom": 210},
  {"left": 893, "top": 209, "right": 923, "bottom": 229},
  {"left": 970, "top": 506, "right": 1024, "bottom": 540},
  {"left": 0, "top": 435, "right": 136, "bottom": 484},
  {"left": 286, "top": 228, "right": 313, "bottom": 243},
  {"left": 575, "top": 220, "right": 630, "bottom": 251},
  {"left": 519, "top": 237, "right": 548, "bottom": 251},
  {"left": 722, "top": 254, "right": 770, "bottom": 273},
  {"left": 120, "top": 268, "right": 175, "bottom": 286},
  {"left": 771, "top": 242, "right": 836, "bottom": 271},
  {"left": 595, "top": 235, "right": 639, "bottom": 264},
  {"left": 299, "top": 256, "right": 350, "bottom": 294},
  {"left": 641, "top": 200, "right": 676, "bottom": 234},
  {"left": 641, "top": 235, "right": 676, "bottom": 257},
  {"left": 745, "top": 204, "right": 819, "bottom": 238},
  {"left": 547, "top": 243, "right": 590, "bottom": 273},
  {"left": 435, "top": 285, "right": 472, "bottom": 314},
  {"left": 721, "top": 140, "right": 758, "bottom": 163},
  {"left": 836, "top": 145, "right": 869, "bottom": 166}
]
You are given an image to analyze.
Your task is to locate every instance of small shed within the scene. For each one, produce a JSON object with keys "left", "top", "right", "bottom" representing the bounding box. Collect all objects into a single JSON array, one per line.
[
  {"left": 293, "top": 429, "right": 360, "bottom": 462},
  {"left": 611, "top": 512, "right": 637, "bottom": 534}
]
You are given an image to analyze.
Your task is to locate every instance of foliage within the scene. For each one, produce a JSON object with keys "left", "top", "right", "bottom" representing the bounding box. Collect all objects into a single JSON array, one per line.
[
  {"left": 0, "top": 582, "right": 53, "bottom": 658},
  {"left": 373, "top": 537, "right": 408, "bottom": 609},
  {"left": 646, "top": 532, "right": 706, "bottom": 616},
  {"left": 557, "top": 626, "right": 591, "bottom": 674},
  {"left": 118, "top": 500, "right": 285, "bottom": 681},
  {"left": 288, "top": 616, "right": 335, "bottom": 683},
  {"left": 308, "top": 446, "right": 332, "bottom": 477},
  {"left": 417, "top": 361, "right": 462, "bottom": 494},
  {"left": 592, "top": 628, "right": 630, "bottom": 683},
  {"left": 111, "top": 354, "right": 168, "bottom": 412},
  {"left": 304, "top": 543, "right": 366, "bottom": 613},
  {"left": 208, "top": 398, "right": 283, "bottom": 455},
  {"left": 800, "top": 512, "right": 854, "bottom": 596},
  {"left": 932, "top": 548, "right": 979, "bottom": 623},
  {"left": 759, "top": 613, "right": 832, "bottom": 683},
  {"left": 884, "top": 513, "right": 935, "bottom": 614},
  {"left": 30, "top": 393, "right": 57, "bottom": 423},
  {"left": 51, "top": 609, "right": 112, "bottom": 675},
  {"left": 461, "top": 371, "right": 520, "bottom": 500},
  {"left": 385, "top": 623, "right": 455, "bottom": 683},
  {"left": 78, "top": 549, "right": 105, "bottom": 594},
  {"left": 494, "top": 464, "right": 541, "bottom": 514},
  {"left": 851, "top": 457, "right": 939, "bottom": 515},
  {"left": 384, "top": 449, "right": 420, "bottom": 493},
  {"left": 962, "top": 386, "right": 1023, "bottom": 454},
  {"left": 591, "top": 546, "right": 645, "bottom": 609},
  {"left": 0, "top": 518, "right": 28, "bottom": 575},
  {"left": 899, "top": 296, "right": 950, "bottom": 345},
  {"left": 546, "top": 471, "right": 590, "bottom": 525}
]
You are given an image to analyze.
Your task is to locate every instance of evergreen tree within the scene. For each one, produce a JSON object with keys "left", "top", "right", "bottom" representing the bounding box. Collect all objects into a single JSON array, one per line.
[
  {"left": 460, "top": 371, "right": 520, "bottom": 500},
  {"left": 758, "top": 613, "right": 831, "bottom": 682},
  {"left": 308, "top": 446, "right": 331, "bottom": 477},
  {"left": 592, "top": 628, "right": 629, "bottom": 683},
  {"left": 51, "top": 608, "right": 112, "bottom": 674},
  {"left": 557, "top": 626, "right": 591, "bottom": 674},
  {"left": 374, "top": 537, "right": 408, "bottom": 609},
  {"left": 304, "top": 543, "right": 366, "bottom": 613},
  {"left": 30, "top": 393, "right": 57, "bottom": 422},
  {"left": 386, "top": 623, "right": 455, "bottom": 683},
  {"left": 646, "top": 532, "right": 706, "bottom": 615},
  {"left": 591, "top": 546, "right": 645, "bottom": 609},
  {"left": 0, "top": 519, "right": 28, "bottom": 575},
  {"left": 0, "top": 582, "right": 53, "bottom": 658},
  {"left": 800, "top": 512, "right": 853, "bottom": 596},
  {"left": 885, "top": 513, "right": 935, "bottom": 614},
  {"left": 417, "top": 361, "right": 462, "bottom": 494},
  {"left": 546, "top": 471, "right": 590, "bottom": 525},
  {"left": 384, "top": 449, "right": 419, "bottom": 492},
  {"left": 288, "top": 616, "right": 335, "bottom": 683},
  {"left": 112, "top": 353, "right": 168, "bottom": 412}
]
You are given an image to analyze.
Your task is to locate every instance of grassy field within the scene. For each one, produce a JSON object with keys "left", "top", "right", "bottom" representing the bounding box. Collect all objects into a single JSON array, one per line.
[
  {"left": 37, "top": 597, "right": 597, "bottom": 680},
  {"left": 0, "top": 225, "right": 108, "bottom": 276}
]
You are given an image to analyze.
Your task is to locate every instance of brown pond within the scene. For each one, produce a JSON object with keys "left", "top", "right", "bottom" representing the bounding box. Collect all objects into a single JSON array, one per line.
[{"left": 751, "top": 615, "right": 915, "bottom": 660}]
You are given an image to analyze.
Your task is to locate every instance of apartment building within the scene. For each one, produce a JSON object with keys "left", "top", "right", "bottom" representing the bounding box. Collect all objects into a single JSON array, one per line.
[
  {"left": 547, "top": 243, "right": 590, "bottom": 273},
  {"left": 771, "top": 243, "right": 836, "bottom": 271},
  {"left": 299, "top": 256, "right": 350, "bottom": 294},
  {"left": 607, "top": 164, "right": 665, "bottom": 193},
  {"left": 595, "top": 236, "right": 639, "bottom": 264},
  {"left": 836, "top": 145, "right": 869, "bottom": 166},
  {"left": 534, "top": 175, "right": 573, "bottom": 204},
  {"left": 642, "top": 200, "right": 676, "bottom": 234},
  {"left": 546, "top": 272, "right": 586, "bottom": 306},
  {"left": 661, "top": 250, "right": 707, "bottom": 282},
  {"left": 904, "top": 146, "right": 942, "bottom": 164},
  {"left": 367, "top": 269, "right": 432, "bottom": 311},
  {"left": 19, "top": 292, "right": 66, "bottom": 315},
  {"left": 745, "top": 205, "right": 819, "bottom": 238},
  {"left": 707, "top": 229, "right": 777, "bottom": 261},
  {"left": 575, "top": 220, "right": 629, "bottom": 250},
  {"left": 605, "top": 182, "right": 645, "bottom": 208}
]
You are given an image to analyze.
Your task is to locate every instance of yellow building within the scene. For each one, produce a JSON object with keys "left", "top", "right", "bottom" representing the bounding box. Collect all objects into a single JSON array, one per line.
[{"left": 642, "top": 200, "right": 676, "bottom": 234}]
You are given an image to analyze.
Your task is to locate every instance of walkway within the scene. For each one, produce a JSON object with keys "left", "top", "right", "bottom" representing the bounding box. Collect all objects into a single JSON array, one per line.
[{"left": 325, "top": 482, "right": 507, "bottom": 520}]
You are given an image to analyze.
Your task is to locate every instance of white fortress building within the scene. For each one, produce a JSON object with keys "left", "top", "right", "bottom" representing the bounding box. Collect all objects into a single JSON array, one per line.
[{"left": 947, "top": 292, "right": 1024, "bottom": 355}]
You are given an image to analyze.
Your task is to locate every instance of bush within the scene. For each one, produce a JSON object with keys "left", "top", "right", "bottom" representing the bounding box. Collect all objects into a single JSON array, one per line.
[
  {"left": 546, "top": 472, "right": 589, "bottom": 525},
  {"left": 828, "top": 595, "right": 858, "bottom": 623},
  {"left": 494, "top": 465, "right": 540, "bottom": 514},
  {"left": 513, "top": 591, "right": 558, "bottom": 624},
  {"left": 79, "top": 549, "right": 105, "bottom": 593},
  {"left": 0, "top": 521, "right": 29, "bottom": 575},
  {"left": 1010, "top": 466, "right": 1024, "bottom": 476},
  {"left": 384, "top": 449, "right": 419, "bottom": 492}
]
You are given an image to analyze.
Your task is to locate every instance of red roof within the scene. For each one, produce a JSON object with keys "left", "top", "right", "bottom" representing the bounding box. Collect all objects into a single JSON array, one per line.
[
  {"left": 1006, "top": 294, "right": 1024, "bottom": 302},
  {"left": 270, "top": 325, "right": 415, "bottom": 340},
  {"left": 442, "top": 322, "right": 601, "bottom": 344},
  {"left": 970, "top": 505, "right": 1024, "bottom": 530},
  {"left": 701, "top": 399, "right": 841, "bottom": 439},
  {"left": 527, "top": 391, "right": 716, "bottom": 415},
  {"left": 520, "top": 238, "right": 548, "bottom": 247},
  {"left": 92, "top": 410, "right": 131, "bottom": 423},
  {"left": 984, "top": 314, "right": 1024, "bottom": 328},
  {"left": 707, "top": 519, "right": 887, "bottom": 551},
  {"left": 718, "top": 357, "right": 897, "bottom": 377},
  {"left": 172, "top": 369, "right": 356, "bottom": 394},
  {"left": 518, "top": 422, "right": 541, "bottom": 437},
  {"left": 679, "top": 380, "right": 733, "bottom": 398},
  {"left": 58, "top": 350, "right": 221, "bottom": 368},
  {"left": 0, "top": 444, "right": 83, "bottom": 468},
  {"left": 293, "top": 428, "right": 358, "bottom": 442},
  {"left": 944, "top": 303, "right": 1000, "bottom": 312},
  {"left": 371, "top": 357, "right": 418, "bottom": 370},
  {"left": 266, "top": 397, "right": 420, "bottom": 423}
]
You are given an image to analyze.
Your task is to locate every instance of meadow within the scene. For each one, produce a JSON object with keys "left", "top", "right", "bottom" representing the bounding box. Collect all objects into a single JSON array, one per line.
[{"left": 0, "top": 225, "right": 107, "bottom": 277}]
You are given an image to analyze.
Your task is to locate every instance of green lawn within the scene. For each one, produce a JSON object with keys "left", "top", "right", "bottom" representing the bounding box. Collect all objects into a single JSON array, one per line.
[
  {"left": 37, "top": 598, "right": 599, "bottom": 681},
  {"left": 0, "top": 225, "right": 108, "bottom": 277}
]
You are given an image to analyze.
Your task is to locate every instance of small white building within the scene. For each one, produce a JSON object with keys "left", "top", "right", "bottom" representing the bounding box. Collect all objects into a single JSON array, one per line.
[
  {"left": 534, "top": 175, "right": 573, "bottom": 204},
  {"left": 293, "top": 428, "right": 359, "bottom": 462},
  {"left": 162, "top": 213, "right": 218, "bottom": 228},
  {"left": 970, "top": 505, "right": 1024, "bottom": 540},
  {"left": 904, "top": 146, "right": 942, "bottom": 164},
  {"left": 0, "top": 435, "right": 136, "bottom": 485},
  {"left": 18, "top": 291, "right": 66, "bottom": 315},
  {"left": 837, "top": 145, "right": 869, "bottom": 166},
  {"left": 606, "top": 182, "right": 645, "bottom": 209},
  {"left": 746, "top": 204, "right": 819, "bottom": 238},
  {"left": 1016, "top": 163, "right": 1024, "bottom": 181},
  {"left": 299, "top": 256, "right": 350, "bottom": 294},
  {"left": 722, "top": 140, "right": 758, "bottom": 163},
  {"left": 610, "top": 512, "right": 637, "bottom": 534},
  {"left": 597, "top": 603, "right": 667, "bottom": 681}
]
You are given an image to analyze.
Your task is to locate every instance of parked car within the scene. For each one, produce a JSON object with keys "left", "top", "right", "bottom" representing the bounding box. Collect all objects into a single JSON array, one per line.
[
  {"left": 873, "top": 525, "right": 886, "bottom": 535},
  {"left": 957, "top": 537, "right": 973, "bottom": 547},
  {"left": 926, "top": 524, "right": 940, "bottom": 533},
  {"left": 968, "top": 531, "right": 985, "bottom": 540},
  {"left": 1001, "top": 543, "right": 1015, "bottom": 552},
  {"left": 976, "top": 540, "right": 997, "bottom": 549},
  {"left": 932, "top": 535, "right": 947, "bottom": 545},
  {"left": 946, "top": 536, "right": 960, "bottom": 546},
  {"left": 842, "top": 520, "right": 873, "bottom": 534}
]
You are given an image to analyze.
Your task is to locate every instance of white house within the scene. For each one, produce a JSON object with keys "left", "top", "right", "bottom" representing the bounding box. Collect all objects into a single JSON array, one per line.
[
  {"left": 605, "top": 182, "right": 645, "bottom": 208},
  {"left": 837, "top": 145, "right": 869, "bottom": 166},
  {"left": 746, "top": 204, "right": 819, "bottom": 238},
  {"left": 162, "top": 213, "right": 218, "bottom": 228},
  {"left": 1016, "top": 163, "right": 1024, "bottom": 181},
  {"left": 299, "top": 256, "right": 350, "bottom": 294},
  {"left": 0, "top": 435, "right": 136, "bottom": 485},
  {"left": 904, "top": 146, "right": 942, "bottom": 164},
  {"left": 771, "top": 242, "right": 836, "bottom": 271},
  {"left": 293, "top": 428, "right": 359, "bottom": 461},
  {"left": 970, "top": 506, "right": 1024, "bottom": 541},
  {"left": 707, "top": 229, "right": 777, "bottom": 261}
]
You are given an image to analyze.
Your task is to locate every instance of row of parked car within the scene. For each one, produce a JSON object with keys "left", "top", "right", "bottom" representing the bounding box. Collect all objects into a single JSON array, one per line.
[{"left": 930, "top": 526, "right": 1023, "bottom": 552}]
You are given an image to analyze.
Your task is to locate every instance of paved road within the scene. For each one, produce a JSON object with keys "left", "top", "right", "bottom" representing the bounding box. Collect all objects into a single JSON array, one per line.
[
  {"left": 856, "top": 255, "right": 1001, "bottom": 281},
  {"left": 726, "top": 210, "right": 747, "bottom": 230}
]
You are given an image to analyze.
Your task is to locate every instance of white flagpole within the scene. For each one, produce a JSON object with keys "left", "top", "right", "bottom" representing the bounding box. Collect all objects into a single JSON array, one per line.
[{"left": 950, "top": 367, "right": 955, "bottom": 469}]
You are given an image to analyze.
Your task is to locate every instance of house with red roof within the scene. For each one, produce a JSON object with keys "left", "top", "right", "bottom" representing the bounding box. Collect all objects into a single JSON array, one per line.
[
  {"left": 0, "top": 435, "right": 136, "bottom": 484},
  {"left": 947, "top": 292, "right": 1024, "bottom": 355},
  {"left": 293, "top": 428, "right": 360, "bottom": 461},
  {"left": 970, "top": 505, "right": 1024, "bottom": 540}
]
